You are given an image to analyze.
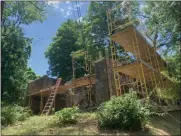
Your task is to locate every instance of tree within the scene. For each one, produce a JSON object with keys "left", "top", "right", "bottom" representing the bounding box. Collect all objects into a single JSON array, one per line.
[
  {"left": 1, "top": 1, "right": 46, "bottom": 103},
  {"left": 45, "top": 2, "right": 118, "bottom": 81},
  {"left": 19, "top": 67, "right": 41, "bottom": 103},
  {"left": 45, "top": 2, "right": 139, "bottom": 81},
  {"left": 84, "top": 1, "right": 139, "bottom": 58},
  {"left": 25, "top": 68, "right": 41, "bottom": 81},
  {"left": 140, "top": 1, "right": 181, "bottom": 81},
  {"left": 141, "top": 1, "right": 180, "bottom": 50},
  {"left": 45, "top": 20, "right": 83, "bottom": 81}
]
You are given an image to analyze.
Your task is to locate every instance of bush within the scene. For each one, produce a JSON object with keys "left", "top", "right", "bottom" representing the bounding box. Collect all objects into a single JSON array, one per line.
[
  {"left": 55, "top": 107, "right": 79, "bottom": 125},
  {"left": 97, "top": 91, "right": 151, "bottom": 131},
  {"left": 1, "top": 104, "right": 32, "bottom": 126}
]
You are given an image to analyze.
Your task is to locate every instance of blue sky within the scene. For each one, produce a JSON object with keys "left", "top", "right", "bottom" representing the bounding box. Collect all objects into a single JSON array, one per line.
[{"left": 23, "top": 1, "right": 90, "bottom": 76}]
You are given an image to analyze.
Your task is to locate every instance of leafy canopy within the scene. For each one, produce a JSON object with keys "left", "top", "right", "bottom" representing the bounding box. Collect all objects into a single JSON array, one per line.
[{"left": 1, "top": 1, "right": 46, "bottom": 103}]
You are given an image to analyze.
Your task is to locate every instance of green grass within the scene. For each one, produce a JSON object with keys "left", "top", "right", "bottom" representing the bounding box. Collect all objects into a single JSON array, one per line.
[
  {"left": 147, "top": 111, "right": 180, "bottom": 135},
  {"left": 2, "top": 111, "right": 180, "bottom": 135}
]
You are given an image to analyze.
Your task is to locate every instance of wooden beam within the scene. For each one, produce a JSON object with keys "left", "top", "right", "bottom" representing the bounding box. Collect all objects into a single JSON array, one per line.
[
  {"left": 29, "top": 96, "right": 31, "bottom": 108},
  {"left": 40, "top": 93, "right": 43, "bottom": 113},
  {"left": 27, "top": 75, "right": 96, "bottom": 97},
  {"left": 111, "top": 25, "right": 166, "bottom": 70}
]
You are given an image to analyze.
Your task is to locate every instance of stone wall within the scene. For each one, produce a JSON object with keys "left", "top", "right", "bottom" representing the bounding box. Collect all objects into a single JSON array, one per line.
[
  {"left": 94, "top": 59, "right": 110, "bottom": 105},
  {"left": 27, "top": 75, "right": 56, "bottom": 95},
  {"left": 107, "top": 59, "right": 117, "bottom": 96},
  {"left": 30, "top": 94, "right": 67, "bottom": 114},
  {"left": 65, "top": 85, "right": 96, "bottom": 109},
  {"left": 55, "top": 94, "right": 67, "bottom": 111}
]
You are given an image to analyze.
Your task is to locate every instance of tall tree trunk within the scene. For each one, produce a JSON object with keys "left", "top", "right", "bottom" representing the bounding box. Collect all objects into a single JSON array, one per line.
[{"left": 1, "top": 1, "right": 5, "bottom": 20}]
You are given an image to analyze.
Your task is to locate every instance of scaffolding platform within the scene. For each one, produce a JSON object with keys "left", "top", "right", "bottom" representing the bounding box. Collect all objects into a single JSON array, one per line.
[
  {"left": 113, "top": 61, "right": 168, "bottom": 83},
  {"left": 111, "top": 25, "right": 166, "bottom": 71},
  {"left": 28, "top": 75, "right": 96, "bottom": 97}
]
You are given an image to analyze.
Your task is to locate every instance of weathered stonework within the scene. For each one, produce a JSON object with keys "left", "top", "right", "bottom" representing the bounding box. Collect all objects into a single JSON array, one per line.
[
  {"left": 27, "top": 75, "right": 56, "bottom": 95},
  {"left": 95, "top": 59, "right": 110, "bottom": 105},
  {"left": 65, "top": 85, "right": 96, "bottom": 109}
]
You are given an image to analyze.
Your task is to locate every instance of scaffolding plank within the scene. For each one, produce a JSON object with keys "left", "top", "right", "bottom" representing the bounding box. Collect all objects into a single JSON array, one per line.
[
  {"left": 111, "top": 25, "right": 166, "bottom": 71},
  {"left": 113, "top": 61, "right": 168, "bottom": 83},
  {"left": 28, "top": 75, "right": 96, "bottom": 97}
]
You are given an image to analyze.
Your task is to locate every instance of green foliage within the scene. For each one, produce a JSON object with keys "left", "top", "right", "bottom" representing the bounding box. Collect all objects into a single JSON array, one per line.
[
  {"left": 1, "top": 1, "right": 46, "bottom": 103},
  {"left": 45, "top": 20, "right": 84, "bottom": 81},
  {"left": 1, "top": 104, "right": 32, "bottom": 126},
  {"left": 163, "top": 54, "right": 181, "bottom": 82},
  {"left": 155, "top": 70, "right": 180, "bottom": 100},
  {"left": 70, "top": 49, "right": 86, "bottom": 59},
  {"left": 141, "top": 1, "right": 180, "bottom": 50},
  {"left": 140, "top": 1, "right": 180, "bottom": 81},
  {"left": 45, "top": 2, "right": 139, "bottom": 81},
  {"left": 97, "top": 91, "right": 151, "bottom": 131},
  {"left": 155, "top": 86, "right": 180, "bottom": 100},
  {"left": 55, "top": 107, "right": 79, "bottom": 125},
  {"left": 2, "top": 1, "right": 46, "bottom": 26}
]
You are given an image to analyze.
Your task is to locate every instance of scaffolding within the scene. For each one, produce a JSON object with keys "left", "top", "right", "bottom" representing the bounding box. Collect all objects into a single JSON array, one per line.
[
  {"left": 106, "top": 5, "right": 172, "bottom": 104},
  {"left": 70, "top": 50, "right": 94, "bottom": 107},
  {"left": 27, "top": 3, "right": 178, "bottom": 115}
]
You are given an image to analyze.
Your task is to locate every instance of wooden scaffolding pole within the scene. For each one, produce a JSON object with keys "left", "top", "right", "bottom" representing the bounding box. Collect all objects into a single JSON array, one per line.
[
  {"left": 40, "top": 93, "right": 43, "bottom": 112},
  {"left": 29, "top": 96, "right": 32, "bottom": 109},
  {"left": 134, "top": 28, "right": 148, "bottom": 97},
  {"left": 72, "top": 57, "right": 75, "bottom": 79},
  {"left": 54, "top": 94, "right": 56, "bottom": 112}
]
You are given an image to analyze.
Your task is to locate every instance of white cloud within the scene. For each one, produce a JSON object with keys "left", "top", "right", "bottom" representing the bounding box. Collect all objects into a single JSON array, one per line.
[
  {"left": 47, "top": 1, "right": 84, "bottom": 18},
  {"left": 47, "top": 1, "right": 61, "bottom": 9},
  {"left": 60, "top": 8, "right": 65, "bottom": 12},
  {"left": 68, "top": 6, "right": 73, "bottom": 10},
  {"left": 60, "top": 7, "right": 73, "bottom": 18}
]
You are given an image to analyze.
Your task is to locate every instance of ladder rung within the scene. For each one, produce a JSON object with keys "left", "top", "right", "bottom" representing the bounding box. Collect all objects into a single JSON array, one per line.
[
  {"left": 45, "top": 105, "right": 51, "bottom": 108},
  {"left": 47, "top": 100, "right": 53, "bottom": 102},
  {"left": 46, "top": 102, "right": 51, "bottom": 105},
  {"left": 41, "top": 78, "right": 61, "bottom": 115},
  {"left": 48, "top": 97, "right": 54, "bottom": 100}
]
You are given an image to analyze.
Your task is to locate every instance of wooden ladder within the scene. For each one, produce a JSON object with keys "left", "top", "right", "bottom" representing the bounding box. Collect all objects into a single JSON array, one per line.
[{"left": 41, "top": 78, "right": 62, "bottom": 115}]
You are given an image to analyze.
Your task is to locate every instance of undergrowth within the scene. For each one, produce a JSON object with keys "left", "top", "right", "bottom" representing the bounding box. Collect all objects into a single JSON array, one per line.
[
  {"left": 55, "top": 107, "right": 79, "bottom": 125},
  {"left": 97, "top": 91, "right": 152, "bottom": 131},
  {"left": 1, "top": 103, "right": 32, "bottom": 126}
]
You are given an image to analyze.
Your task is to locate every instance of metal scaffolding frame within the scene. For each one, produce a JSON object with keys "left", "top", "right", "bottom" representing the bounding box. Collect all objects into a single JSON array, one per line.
[
  {"left": 106, "top": 5, "right": 172, "bottom": 104},
  {"left": 70, "top": 51, "right": 93, "bottom": 106}
]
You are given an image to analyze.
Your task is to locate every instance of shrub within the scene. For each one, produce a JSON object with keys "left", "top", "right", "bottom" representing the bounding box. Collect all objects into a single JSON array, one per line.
[
  {"left": 55, "top": 107, "right": 79, "bottom": 125},
  {"left": 1, "top": 104, "right": 32, "bottom": 126},
  {"left": 97, "top": 91, "right": 151, "bottom": 131}
]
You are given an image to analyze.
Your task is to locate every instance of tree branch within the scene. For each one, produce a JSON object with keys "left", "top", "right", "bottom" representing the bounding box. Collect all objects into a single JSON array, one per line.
[
  {"left": 137, "top": 14, "right": 150, "bottom": 19},
  {"left": 145, "top": 32, "right": 153, "bottom": 42},
  {"left": 1, "top": 1, "right": 5, "bottom": 20},
  {"left": 29, "top": 1, "right": 43, "bottom": 11},
  {"left": 153, "top": 32, "right": 158, "bottom": 48}
]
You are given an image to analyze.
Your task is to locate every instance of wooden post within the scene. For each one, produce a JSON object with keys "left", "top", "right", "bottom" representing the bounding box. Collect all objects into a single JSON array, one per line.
[
  {"left": 40, "top": 93, "right": 43, "bottom": 112},
  {"left": 72, "top": 57, "right": 75, "bottom": 79},
  {"left": 29, "top": 96, "right": 32, "bottom": 107},
  {"left": 29, "top": 96, "right": 31, "bottom": 108},
  {"left": 105, "top": 49, "right": 113, "bottom": 98},
  {"left": 89, "top": 77, "right": 92, "bottom": 103},
  {"left": 54, "top": 95, "right": 56, "bottom": 111}
]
